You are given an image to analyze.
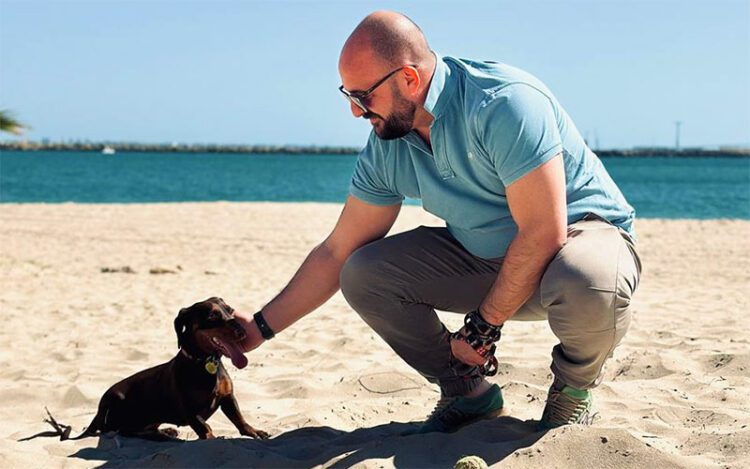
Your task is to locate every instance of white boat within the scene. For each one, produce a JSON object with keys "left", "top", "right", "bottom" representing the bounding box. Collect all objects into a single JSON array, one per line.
[{"left": 102, "top": 146, "right": 116, "bottom": 155}]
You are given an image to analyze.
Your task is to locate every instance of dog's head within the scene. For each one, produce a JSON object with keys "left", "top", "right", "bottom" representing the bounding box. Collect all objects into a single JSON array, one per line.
[{"left": 174, "top": 297, "right": 248, "bottom": 369}]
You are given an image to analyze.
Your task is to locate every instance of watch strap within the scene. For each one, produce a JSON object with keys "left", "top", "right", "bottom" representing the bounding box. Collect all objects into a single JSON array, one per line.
[{"left": 253, "top": 311, "right": 276, "bottom": 340}]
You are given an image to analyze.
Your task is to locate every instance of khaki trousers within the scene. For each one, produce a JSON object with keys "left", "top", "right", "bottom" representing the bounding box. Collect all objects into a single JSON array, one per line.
[{"left": 339, "top": 214, "right": 642, "bottom": 397}]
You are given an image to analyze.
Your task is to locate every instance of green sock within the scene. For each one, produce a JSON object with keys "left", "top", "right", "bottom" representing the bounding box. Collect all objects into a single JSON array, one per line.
[{"left": 561, "top": 385, "right": 590, "bottom": 400}]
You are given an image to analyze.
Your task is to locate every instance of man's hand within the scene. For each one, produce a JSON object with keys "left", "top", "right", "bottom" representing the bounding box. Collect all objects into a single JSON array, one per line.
[
  {"left": 450, "top": 334, "right": 488, "bottom": 366},
  {"left": 233, "top": 310, "right": 266, "bottom": 353},
  {"left": 449, "top": 310, "right": 503, "bottom": 375}
]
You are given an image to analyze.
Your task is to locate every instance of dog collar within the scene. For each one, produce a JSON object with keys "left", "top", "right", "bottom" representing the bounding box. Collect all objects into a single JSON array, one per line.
[{"left": 179, "top": 349, "right": 220, "bottom": 374}]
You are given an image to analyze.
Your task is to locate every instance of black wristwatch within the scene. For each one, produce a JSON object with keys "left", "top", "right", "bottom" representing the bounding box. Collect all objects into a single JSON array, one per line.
[{"left": 253, "top": 311, "right": 276, "bottom": 340}]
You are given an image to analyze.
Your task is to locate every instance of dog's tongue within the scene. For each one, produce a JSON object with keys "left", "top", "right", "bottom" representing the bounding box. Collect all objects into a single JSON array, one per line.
[{"left": 216, "top": 337, "right": 248, "bottom": 369}]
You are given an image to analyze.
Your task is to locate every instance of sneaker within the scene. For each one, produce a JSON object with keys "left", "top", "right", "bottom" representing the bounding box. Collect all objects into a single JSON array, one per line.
[
  {"left": 415, "top": 383, "right": 505, "bottom": 434},
  {"left": 538, "top": 382, "right": 595, "bottom": 430}
]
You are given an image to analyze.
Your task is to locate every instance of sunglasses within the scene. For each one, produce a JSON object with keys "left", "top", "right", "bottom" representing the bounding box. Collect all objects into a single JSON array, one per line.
[{"left": 339, "top": 65, "right": 417, "bottom": 114}]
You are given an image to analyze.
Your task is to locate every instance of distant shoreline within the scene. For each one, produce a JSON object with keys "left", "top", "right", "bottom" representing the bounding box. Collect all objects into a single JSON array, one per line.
[{"left": 1, "top": 141, "right": 749, "bottom": 157}]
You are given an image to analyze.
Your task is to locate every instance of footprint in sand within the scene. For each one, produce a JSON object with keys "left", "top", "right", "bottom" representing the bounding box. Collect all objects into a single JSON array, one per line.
[{"left": 357, "top": 372, "right": 422, "bottom": 395}]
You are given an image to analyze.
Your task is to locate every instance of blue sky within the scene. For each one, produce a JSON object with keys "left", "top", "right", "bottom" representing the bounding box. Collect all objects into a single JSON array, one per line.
[{"left": 1, "top": 0, "right": 748, "bottom": 148}]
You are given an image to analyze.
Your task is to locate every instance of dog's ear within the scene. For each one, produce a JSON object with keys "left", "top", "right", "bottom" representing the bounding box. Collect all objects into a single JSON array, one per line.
[{"left": 174, "top": 308, "right": 188, "bottom": 349}]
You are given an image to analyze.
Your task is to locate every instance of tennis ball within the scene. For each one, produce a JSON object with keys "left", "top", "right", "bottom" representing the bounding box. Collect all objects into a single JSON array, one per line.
[{"left": 454, "top": 455, "right": 488, "bottom": 469}]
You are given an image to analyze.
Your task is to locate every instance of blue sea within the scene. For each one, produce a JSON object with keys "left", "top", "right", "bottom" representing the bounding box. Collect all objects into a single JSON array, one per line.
[{"left": 1, "top": 151, "right": 748, "bottom": 219}]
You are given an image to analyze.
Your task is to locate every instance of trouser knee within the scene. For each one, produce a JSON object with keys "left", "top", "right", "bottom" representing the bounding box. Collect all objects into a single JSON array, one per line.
[
  {"left": 340, "top": 244, "right": 395, "bottom": 317},
  {"left": 539, "top": 251, "right": 635, "bottom": 389},
  {"left": 541, "top": 257, "right": 632, "bottom": 334}
]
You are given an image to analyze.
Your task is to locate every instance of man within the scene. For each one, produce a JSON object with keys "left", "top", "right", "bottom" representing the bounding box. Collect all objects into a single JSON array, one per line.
[{"left": 235, "top": 11, "right": 642, "bottom": 433}]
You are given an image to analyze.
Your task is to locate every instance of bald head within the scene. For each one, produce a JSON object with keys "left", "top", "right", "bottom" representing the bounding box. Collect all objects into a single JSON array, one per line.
[
  {"left": 340, "top": 11, "right": 432, "bottom": 70},
  {"left": 338, "top": 11, "right": 436, "bottom": 139}
]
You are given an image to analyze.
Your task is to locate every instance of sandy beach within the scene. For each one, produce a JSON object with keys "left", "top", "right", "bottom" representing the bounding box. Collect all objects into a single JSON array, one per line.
[{"left": 2, "top": 202, "right": 748, "bottom": 468}]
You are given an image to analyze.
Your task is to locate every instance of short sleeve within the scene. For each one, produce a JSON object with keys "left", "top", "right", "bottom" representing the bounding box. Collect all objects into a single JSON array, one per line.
[
  {"left": 477, "top": 84, "right": 563, "bottom": 186},
  {"left": 349, "top": 138, "right": 404, "bottom": 206}
]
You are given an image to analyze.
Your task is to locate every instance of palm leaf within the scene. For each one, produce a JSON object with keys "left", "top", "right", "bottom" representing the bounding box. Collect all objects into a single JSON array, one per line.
[{"left": 0, "top": 109, "right": 29, "bottom": 135}]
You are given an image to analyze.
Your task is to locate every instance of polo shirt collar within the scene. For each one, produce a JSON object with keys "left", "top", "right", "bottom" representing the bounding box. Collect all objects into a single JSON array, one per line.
[{"left": 423, "top": 52, "right": 455, "bottom": 119}]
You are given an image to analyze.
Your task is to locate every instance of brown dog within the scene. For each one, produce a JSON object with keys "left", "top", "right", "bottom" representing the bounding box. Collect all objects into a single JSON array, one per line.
[{"left": 25, "top": 297, "right": 268, "bottom": 441}]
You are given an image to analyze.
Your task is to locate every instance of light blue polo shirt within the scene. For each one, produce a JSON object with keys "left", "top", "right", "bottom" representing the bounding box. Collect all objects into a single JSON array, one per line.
[{"left": 349, "top": 54, "right": 635, "bottom": 259}]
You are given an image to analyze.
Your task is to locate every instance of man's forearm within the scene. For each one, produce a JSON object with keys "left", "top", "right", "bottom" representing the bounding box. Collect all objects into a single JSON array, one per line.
[
  {"left": 479, "top": 228, "right": 564, "bottom": 325},
  {"left": 259, "top": 242, "right": 346, "bottom": 334}
]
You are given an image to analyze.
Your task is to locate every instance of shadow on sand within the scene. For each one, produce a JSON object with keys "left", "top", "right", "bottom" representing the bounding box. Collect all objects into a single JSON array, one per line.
[{"left": 66, "top": 416, "right": 547, "bottom": 468}]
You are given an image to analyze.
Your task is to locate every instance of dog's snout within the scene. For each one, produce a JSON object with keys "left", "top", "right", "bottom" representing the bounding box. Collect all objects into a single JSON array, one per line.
[{"left": 229, "top": 320, "right": 247, "bottom": 340}]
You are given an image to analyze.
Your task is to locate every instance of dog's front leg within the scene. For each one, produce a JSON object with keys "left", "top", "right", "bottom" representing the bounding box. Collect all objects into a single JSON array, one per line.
[
  {"left": 220, "top": 395, "right": 270, "bottom": 439},
  {"left": 187, "top": 414, "right": 215, "bottom": 439}
]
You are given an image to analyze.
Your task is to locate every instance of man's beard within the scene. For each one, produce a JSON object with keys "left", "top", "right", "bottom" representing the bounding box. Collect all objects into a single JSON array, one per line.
[{"left": 365, "top": 90, "right": 416, "bottom": 140}]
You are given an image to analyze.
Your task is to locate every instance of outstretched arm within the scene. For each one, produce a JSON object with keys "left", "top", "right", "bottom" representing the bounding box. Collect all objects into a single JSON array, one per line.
[{"left": 235, "top": 195, "right": 401, "bottom": 353}]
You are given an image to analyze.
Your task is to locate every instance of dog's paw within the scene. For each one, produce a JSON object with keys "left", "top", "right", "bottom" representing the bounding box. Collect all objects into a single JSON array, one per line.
[
  {"left": 161, "top": 428, "right": 179, "bottom": 439},
  {"left": 242, "top": 427, "right": 270, "bottom": 439}
]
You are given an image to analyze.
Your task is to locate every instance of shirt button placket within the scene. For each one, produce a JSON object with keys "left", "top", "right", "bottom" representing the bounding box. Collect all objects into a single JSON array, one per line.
[{"left": 434, "top": 125, "right": 455, "bottom": 179}]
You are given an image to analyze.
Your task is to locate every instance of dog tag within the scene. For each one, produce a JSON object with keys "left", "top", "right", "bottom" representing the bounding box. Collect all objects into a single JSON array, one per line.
[{"left": 205, "top": 359, "right": 218, "bottom": 375}]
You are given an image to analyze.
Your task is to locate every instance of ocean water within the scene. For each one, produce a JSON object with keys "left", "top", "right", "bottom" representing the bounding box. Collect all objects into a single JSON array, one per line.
[{"left": 1, "top": 151, "right": 748, "bottom": 219}]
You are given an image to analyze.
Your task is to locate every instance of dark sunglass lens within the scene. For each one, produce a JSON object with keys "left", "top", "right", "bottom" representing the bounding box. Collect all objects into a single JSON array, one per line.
[{"left": 352, "top": 97, "right": 368, "bottom": 112}]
